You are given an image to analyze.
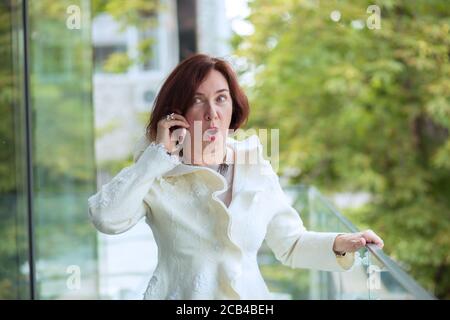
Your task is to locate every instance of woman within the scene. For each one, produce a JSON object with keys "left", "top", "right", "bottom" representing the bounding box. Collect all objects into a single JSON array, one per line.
[{"left": 87, "top": 54, "right": 384, "bottom": 300}]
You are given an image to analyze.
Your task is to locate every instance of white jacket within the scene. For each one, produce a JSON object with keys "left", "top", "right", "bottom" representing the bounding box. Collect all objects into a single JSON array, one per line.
[{"left": 88, "top": 134, "right": 355, "bottom": 300}]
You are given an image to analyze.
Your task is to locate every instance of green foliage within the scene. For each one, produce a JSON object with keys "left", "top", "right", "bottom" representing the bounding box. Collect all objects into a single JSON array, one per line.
[
  {"left": 92, "top": 0, "right": 160, "bottom": 28},
  {"left": 0, "top": 0, "right": 31, "bottom": 299},
  {"left": 234, "top": 0, "right": 450, "bottom": 298},
  {"left": 92, "top": 0, "right": 160, "bottom": 73},
  {"left": 102, "top": 52, "right": 133, "bottom": 73},
  {"left": 1, "top": 0, "right": 99, "bottom": 299}
]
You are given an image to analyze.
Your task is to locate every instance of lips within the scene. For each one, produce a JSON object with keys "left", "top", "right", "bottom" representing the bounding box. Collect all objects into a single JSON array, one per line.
[
  {"left": 205, "top": 126, "right": 219, "bottom": 141},
  {"left": 205, "top": 126, "right": 218, "bottom": 134}
]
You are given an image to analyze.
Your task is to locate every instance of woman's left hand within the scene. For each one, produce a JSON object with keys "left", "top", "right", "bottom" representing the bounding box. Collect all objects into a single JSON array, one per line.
[{"left": 333, "top": 229, "right": 384, "bottom": 255}]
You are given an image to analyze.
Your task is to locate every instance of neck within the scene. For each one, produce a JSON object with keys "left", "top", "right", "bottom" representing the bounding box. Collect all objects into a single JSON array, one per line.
[{"left": 182, "top": 141, "right": 227, "bottom": 166}]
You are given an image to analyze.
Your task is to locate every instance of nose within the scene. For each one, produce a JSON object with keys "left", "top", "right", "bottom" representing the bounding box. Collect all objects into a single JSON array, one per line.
[{"left": 205, "top": 103, "right": 219, "bottom": 121}]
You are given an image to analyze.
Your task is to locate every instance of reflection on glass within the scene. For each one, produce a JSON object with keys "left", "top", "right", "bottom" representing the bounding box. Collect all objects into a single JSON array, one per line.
[
  {"left": 0, "top": 0, "right": 31, "bottom": 300},
  {"left": 28, "top": 0, "right": 98, "bottom": 299},
  {"left": 366, "top": 250, "right": 417, "bottom": 300}
]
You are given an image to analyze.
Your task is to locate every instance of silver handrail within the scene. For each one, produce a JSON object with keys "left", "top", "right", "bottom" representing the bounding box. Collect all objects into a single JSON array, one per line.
[{"left": 285, "top": 184, "right": 436, "bottom": 300}]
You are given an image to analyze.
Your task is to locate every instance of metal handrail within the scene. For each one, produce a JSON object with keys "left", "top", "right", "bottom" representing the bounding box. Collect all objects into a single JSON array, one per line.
[{"left": 285, "top": 184, "right": 436, "bottom": 300}]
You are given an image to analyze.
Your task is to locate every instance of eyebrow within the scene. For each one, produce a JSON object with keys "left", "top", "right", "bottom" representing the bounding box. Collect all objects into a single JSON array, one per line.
[{"left": 194, "top": 89, "right": 229, "bottom": 96}]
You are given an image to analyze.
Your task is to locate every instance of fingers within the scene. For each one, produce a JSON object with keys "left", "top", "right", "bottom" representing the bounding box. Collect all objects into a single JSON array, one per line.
[
  {"left": 336, "top": 234, "right": 364, "bottom": 253},
  {"left": 362, "top": 229, "right": 384, "bottom": 249},
  {"left": 350, "top": 236, "right": 366, "bottom": 251},
  {"left": 359, "top": 237, "right": 367, "bottom": 246},
  {"left": 158, "top": 113, "right": 190, "bottom": 129},
  {"left": 337, "top": 230, "right": 384, "bottom": 254},
  {"left": 172, "top": 127, "right": 187, "bottom": 143},
  {"left": 169, "top": 113, "right": 189, "bottom": 123},
  {"left": 160, "top": 119, "right": 190, "bottom": 129}
]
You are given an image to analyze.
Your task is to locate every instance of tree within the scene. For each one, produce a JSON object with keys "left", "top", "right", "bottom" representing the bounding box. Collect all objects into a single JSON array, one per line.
[{"left": 233, "top": 0, "right": 450, "bottom": 298}]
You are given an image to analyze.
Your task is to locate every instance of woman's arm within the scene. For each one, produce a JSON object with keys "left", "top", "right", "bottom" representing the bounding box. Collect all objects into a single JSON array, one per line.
[
  {"left": 255, "top": 141, "right": 355, "bottom": 272},
  {"left": 264, "top": 187, "right": 356, "bottom": 272},
  {"left": 87, "top": 137, "right": 180, "bottom": 235},
  {"left": 264, "top": 177, "right": 384, "bottom": 271}
]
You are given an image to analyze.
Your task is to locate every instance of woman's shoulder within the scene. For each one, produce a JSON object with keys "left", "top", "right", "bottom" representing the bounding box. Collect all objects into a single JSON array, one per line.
[
  {"left": 227, "top": 134, "right": 261, "bottom": 153},
  {"left": 230, "top": 135, "right": 274, "bottom": 172}
]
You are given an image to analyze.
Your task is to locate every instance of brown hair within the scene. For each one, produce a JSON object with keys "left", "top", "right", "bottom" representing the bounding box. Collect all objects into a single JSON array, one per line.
[{"left": 145, "top": 53, "right": 250, "bottom": 142}]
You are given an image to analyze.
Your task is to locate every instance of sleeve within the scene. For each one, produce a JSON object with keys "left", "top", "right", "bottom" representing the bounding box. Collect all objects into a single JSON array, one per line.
[
  {"left": 87, "top": 136, "right": 180, "bottom": 235},
  {"left": 258, "top": 143, "right": 355, "bottom": 272}
]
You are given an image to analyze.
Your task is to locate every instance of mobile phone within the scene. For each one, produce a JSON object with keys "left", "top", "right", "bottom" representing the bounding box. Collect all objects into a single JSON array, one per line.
[{"left": 170, "top": 125, "right": 187, "bottom": 151}]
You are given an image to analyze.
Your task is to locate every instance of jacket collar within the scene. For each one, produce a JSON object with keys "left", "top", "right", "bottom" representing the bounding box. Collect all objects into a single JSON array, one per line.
[
  {"left": 164, "top": 135, "right": 262, "bottom": 200},
  {"left": 132, "top": 134, "right": 262, "bottom": 198}
]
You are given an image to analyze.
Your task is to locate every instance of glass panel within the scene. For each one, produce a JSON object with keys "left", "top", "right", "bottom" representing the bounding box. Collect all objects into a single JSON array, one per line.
[
  {"left": 90, "top": 0, "right": 178, "bottom": 299},
  {"left": 0, "top": 0, "right": 32, "bottom": 300},
  {"left": 366, "top": 249, "right": 418, "bottom": 300},
  {"left": 27, "top": 0, "right": 98, "bottom": 299},
  {"left": 258, "top": 188, "right": 311, "bottom": 300},
  {"left": 259, "top": 185, "right": 434, "bottom": 299},
  {"left": 307, "top": 186, "right": 370, "bottom": 300}
]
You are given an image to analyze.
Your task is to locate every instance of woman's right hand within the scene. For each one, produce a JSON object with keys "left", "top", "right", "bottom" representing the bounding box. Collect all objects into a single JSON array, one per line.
[{"left": 156, "top": 112, "right": 190, "bottom": 154}]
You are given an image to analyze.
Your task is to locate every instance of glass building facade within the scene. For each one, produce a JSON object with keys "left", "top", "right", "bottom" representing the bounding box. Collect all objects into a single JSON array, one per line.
[
  {"left": 0, "top": 0, "right": 231, "bottom": 300},
  {"left": 0, "top": 0, "right": 31, "bottom": 299},
  {"left": 0, "top": 0, "right": 97, "bottom": 299}
]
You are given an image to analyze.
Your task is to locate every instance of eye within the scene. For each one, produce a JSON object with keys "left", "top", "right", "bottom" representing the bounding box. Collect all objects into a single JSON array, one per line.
[
  {"left": 217, "top": 95, "right": 228, "bottom": 103},
  {"left": 193, "top": 97, "right": 203, "bottom": 104}
]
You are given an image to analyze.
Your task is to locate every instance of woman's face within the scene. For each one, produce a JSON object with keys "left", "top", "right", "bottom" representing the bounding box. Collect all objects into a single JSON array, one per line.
[{"left": 184, "top": 69, "right": 233, "bottom": 148}]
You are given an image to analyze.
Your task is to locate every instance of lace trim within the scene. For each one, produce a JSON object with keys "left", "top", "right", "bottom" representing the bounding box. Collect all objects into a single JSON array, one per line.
[
  {"left": 192, "top": 273, "right": 207, "bottom": 293},
  {"left": 148, "top": 141, "right": 181, "bottom": 165}
]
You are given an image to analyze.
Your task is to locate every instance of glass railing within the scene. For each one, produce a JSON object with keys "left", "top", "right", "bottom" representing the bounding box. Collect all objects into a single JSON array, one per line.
[{"left": 258, "top": 185, "right": 436, "bottom": 300}]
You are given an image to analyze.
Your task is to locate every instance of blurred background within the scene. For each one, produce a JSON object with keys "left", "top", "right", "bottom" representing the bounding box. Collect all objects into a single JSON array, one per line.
[{"left": 0, "top": 0, "right": 448, "bottom": 299}]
